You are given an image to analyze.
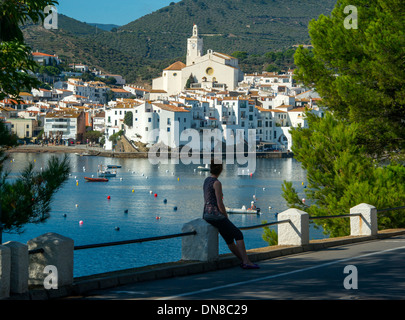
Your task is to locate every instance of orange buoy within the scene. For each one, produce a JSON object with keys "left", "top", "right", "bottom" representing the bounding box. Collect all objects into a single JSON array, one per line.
[{"left": 107, "top": 196, "right": 111, "bottom": 200}]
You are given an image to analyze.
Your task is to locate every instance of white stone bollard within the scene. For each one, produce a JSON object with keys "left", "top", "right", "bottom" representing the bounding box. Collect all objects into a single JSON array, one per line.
[
  {"left": 27, "top": 233, "right": 74, "bottom": 288},
  {"left": 3, "top": 241, "right": 28, "bottom": 294},
  {"left": 0, "top": 245, "right": 11, "bottom": 299},
  {"left": 182, "top": 218, "right": 219, "bottom": 262},
  {"left": 277, "top": 208, "right": 309, "bottom": 246},
  {"left": 350, "top": 203, "right": 378, "bottom": 236}
]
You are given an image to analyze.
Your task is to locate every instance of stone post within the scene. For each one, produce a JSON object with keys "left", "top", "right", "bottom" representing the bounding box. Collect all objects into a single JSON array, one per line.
[
  {"left": 27, "top": 233, "right": 74, "bottom": 288},
  {"left": 277, "top": 208, "right": 309, "bottom": 246},
  {"left": 3, "top": 241, "right": 28, "bottom": 294},
  {"left": 0, "top": 245, "right": 11, "bottom": 299},
  {"left": 350, "top": 203, "right": 378, "bottom": 236},
  {"left": 182, "top": 218, "right": 219, "bottom": 262}
]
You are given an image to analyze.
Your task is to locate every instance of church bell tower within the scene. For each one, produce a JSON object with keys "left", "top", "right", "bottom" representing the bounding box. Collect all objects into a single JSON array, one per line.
[{"left": 187, "top": 24, "right": 203, "bottom": 66}]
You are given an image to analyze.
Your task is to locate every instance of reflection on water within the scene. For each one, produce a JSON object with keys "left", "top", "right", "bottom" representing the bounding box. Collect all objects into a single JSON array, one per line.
[{"left": 3, "top": 153, "right": 325, "bottom": 277}]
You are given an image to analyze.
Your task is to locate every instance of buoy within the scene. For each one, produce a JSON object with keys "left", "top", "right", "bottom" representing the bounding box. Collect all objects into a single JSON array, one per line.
[
  {"left": 154, "top": 193, "right": 158, "bottom": 197},
  {"left": 177, "top": 177, "right": 180, "bottom": 181},
  {"left": 302, "top": 198, "right": 306, "bottom": 203},
  {"left": 107, "top": 195, "right": 111, "bottom": 200},
  {"left": 268, "top": 206, "right": 272, "bottom": 210},
  {"left": 173, "top": 206, "right": 178, "bottom": 211},
  {"left": 79, "top": 220, "right": 83, "bottom": 225},
  {"left": 132, "top": 189, "right": 135, "bottom": 193},
  {"left": 163, "top": 199, "right": 167, "bottom": 204},
  {"left": 302, "top": 182, "right": 304, "bottom": 185},
  {"left": 75, "top": 204, "right": 78, "bottom": 207},
  {"left": 149, "top": 190, "right": 153, "bottom": 194},
  {"left": 120, "top": 178, "right": 123, "bottom": 181},
  {"left": 124, "top": 209, "right": 128, "bottom": 214},
  {"left": 156, "top": 216, "right": 161, "bottom": 220},
  {"left": 250, "top": 173, "right": 253, "bottom": 177},
  {"left": 63, "top": 214, "right": 67, "bottom": 218},
  {"left": 115, "top": 227, "right": 120, "bottom": 231},
  {"left": 263, "top": 187, "right": 266, "bottom": 191},
  {"left": 76, "top": 182, "right": 79, "bottom": 186}
]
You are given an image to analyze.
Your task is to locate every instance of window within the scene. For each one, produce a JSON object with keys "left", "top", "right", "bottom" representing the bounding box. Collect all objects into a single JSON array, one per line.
[
  {"left": 167, "top": 118, "right": 171, "bottom": 125},
  {"left": 145, "top": 127, "right": 148, "bottom": 132},
  {"left": 148, "top": 118, "right": 152, "bottom": 123},
  {"left": 167, "top": 127, "right": 170, "bottom": 132}
]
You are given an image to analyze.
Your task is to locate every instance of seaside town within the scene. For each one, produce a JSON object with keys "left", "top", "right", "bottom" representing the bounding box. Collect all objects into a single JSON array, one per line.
[{"left": 1, "top": 25, "right": 324, "bottom": 155}]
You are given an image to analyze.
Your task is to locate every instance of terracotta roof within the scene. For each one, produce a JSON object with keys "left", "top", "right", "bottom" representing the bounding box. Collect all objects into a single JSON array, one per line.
[
  {"left": 153, "top": 103, "right": 190, "bottom": 113},
  {"left": 32, "top": 52, "right": 56, "bottom": 57},
  {"left": 164, "top": 61, "right": 186, "bottom": 71}
]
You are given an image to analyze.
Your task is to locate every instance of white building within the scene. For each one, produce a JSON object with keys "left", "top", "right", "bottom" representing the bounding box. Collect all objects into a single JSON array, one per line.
[
  {"left": 152, "top": 25, "right": 244, "bottom": 96},
  {"left": 67, "top": 78, "right": 110, "bottom": 104},
  {"left": 44, "top": 110, "right": 86, "bottom": 142}
]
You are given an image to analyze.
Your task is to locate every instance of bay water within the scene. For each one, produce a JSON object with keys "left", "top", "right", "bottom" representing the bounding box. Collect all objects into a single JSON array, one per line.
[{"left": 3, "top": 153, "right": 326, "bottom": 277}]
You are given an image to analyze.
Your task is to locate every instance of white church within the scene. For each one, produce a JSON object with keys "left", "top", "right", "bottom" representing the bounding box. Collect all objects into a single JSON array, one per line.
[{"left": 151, "top": 25, "right": 244, "bottom": 97}]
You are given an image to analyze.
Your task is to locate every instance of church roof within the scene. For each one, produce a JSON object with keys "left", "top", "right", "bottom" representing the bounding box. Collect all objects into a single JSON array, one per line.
[{"left": 164, "top": 61, "right": 186, "bottom": 71}]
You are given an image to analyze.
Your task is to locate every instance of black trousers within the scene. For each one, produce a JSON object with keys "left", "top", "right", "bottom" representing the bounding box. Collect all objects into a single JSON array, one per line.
[{"left": 204, "top": 217, "right": 244, "bottom": 245}]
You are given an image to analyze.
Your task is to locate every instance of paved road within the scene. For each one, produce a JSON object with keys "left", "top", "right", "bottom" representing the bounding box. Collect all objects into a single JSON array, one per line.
[{"left": 76, "top": 235, "right": 405, "bottom": 300}]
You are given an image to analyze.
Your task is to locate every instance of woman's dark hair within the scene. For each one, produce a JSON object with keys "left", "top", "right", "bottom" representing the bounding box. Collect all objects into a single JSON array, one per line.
[{"left": 210, "top": 159, "right": 223, "bottom": 176}]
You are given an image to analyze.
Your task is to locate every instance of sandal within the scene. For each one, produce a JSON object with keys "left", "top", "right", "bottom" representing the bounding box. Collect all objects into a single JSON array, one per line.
[{"left": 240, "top": 263, "right": 260, "bottom": 269}]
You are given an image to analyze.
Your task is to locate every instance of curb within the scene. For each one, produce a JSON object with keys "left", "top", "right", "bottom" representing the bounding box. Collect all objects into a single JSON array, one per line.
[{"left": 8, "top": 229, "right": 405, "bottom": 300}]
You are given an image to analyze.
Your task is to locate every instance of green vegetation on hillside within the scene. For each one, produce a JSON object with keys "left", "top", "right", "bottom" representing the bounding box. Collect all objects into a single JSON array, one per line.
[{"left": 22, "top": 0, "right": 336, "bottom": 84}]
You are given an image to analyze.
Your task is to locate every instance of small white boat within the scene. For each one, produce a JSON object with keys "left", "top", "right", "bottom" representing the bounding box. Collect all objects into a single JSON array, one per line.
[
  {"left": 226, "top": 206, "right": 261, "bottom": 214},
  {"left": 97, "top": 164, "right": 117, "bottom": 177},
  {"left": 98, "top": 170, "right": 116, "bottom": 177},
  {"left": 197, "top": 164, "right": 210, "bottom": 171}
]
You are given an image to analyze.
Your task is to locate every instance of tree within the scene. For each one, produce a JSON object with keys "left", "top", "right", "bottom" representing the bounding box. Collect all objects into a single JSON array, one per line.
[
  {"left": 0, "top": 0, "right": 70, "bottom": 242},
  {"left": 0, "top": 0, "right": 59, "bottom": 101},
  {"left": 282, "top": 112, "right": 405, "bottom": 237},
  {"left": 293, "top": 0, "right": 405, "bottom": 160},
  {"left": 84, "top": 130, "right": 102, "bottom": 143},
  {"left": 124, "top": 111, "right": 133, "bottom": 127}
]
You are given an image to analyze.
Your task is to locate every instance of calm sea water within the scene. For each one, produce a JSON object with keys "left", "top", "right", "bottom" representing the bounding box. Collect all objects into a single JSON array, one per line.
[{"left": 3, "top": 153, "right": 326, "bottom": 277}]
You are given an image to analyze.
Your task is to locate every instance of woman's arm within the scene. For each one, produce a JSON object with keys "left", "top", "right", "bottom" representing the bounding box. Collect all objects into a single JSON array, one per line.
[{"left": 213, "top": 180, "right": 228, "bottom": 218}]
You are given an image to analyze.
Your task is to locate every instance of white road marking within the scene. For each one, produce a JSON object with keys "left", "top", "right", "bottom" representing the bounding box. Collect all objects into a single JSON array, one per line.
[{"left": 156, "top": 245, "right": 405, "bottom": 300}]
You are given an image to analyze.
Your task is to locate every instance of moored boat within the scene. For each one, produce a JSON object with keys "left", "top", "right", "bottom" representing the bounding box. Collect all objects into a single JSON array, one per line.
[
  {"left": 98, "top": 170, "right": 116, "bottom": 177},
  {"left": 197, "top": 163, "right": 210, "bottom": 171},
  {"left": 225, "top": 206, "right": 261, "bottom": 214},
  {"left": 84, "top": 177, "right": 109, "bottom": 182},
  {"left": 107, "top": 165, "right": 122, "bottom": 169}
]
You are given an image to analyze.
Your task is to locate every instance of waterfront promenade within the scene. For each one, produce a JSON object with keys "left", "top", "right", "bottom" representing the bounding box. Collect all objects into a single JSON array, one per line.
[
  {"left": 78, "top": 232, "right": 405, "bottom": 300},
  {"left": 10, "top": 228, "right": 405, "bottom": 300}
]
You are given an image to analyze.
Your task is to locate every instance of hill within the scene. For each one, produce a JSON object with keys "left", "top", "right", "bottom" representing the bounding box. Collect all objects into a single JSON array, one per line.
[{"left": 22, "top": 0, "right": 337, "bottom": 84}]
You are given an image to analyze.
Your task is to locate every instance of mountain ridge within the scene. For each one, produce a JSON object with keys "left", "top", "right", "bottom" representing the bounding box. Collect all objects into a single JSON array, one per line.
[{"left": 22, "top": 0, "right": 337, "bottom": 83}]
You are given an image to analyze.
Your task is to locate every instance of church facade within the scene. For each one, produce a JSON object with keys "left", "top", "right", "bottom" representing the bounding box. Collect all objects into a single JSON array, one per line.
[{"left": 152, "top": 25, "right": 244, "bottom": 97}]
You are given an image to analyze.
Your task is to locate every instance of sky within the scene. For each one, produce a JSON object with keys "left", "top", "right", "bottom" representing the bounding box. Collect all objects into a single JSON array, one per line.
[{"left": 57, "top": 0, "right": 181, "bottom": 26}]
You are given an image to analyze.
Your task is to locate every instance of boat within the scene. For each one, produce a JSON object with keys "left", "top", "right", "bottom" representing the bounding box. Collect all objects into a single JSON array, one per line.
[
  {"left": 84, "top": 177, "right": 109, "bottom": 182},
  {"left": 225, "top": 206, "right": 261, "bottom": 214},
  {"left": 98, "top": 170, "right": 116, "bottom": 178},
  {"left": 107, "top": 165, "right": 122, "bottom": 169},
  {"left": 197, "top": 163, "right": 210, "bottom": 171},
  {"left": 97, "top": 164, "right": 117, "bottom": 178}
]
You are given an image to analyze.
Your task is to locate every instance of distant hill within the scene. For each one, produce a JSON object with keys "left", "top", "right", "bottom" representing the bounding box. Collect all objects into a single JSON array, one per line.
[
  {"left": 22, "top": 0, "right": 337, "bottom": 84},
  {"left": 88, "top": 23, "right": 121, "bottom": 32}
]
